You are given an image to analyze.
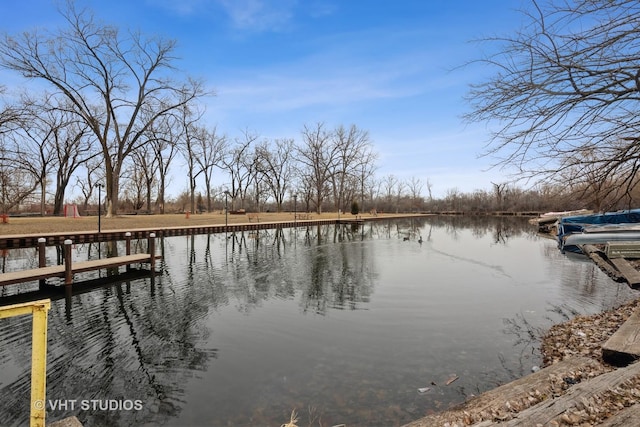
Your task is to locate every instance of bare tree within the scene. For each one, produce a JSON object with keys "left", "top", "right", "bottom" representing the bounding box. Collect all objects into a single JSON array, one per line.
[
  {"left": 0, "top": 142, "right": 38, "bottom": 213},
  {"left": 132, "top": 143, "right": 158, "bottom": 213},
  {"left": 296, "top": 122, "right": 339, "bottom": 214},
  {"left": 22, "top": 94, "right": 99, "bottom": 215},
  {"left": 395, "top": 180, "right": 406, "bottom": 213},
  {"left": 0, "top": 92, "right": 33, "bottom": 213},
  {"left": 120, "top": 158, "right": 146, "bottom": 212},
  {"left": 425, "top": 178, "right": 433, "bottom": 205},
  {"left": 0, "top": 88, "right": 21, "bottom": 137},
  {"left": 445, "top": 187, "right": 460, "bottom": 212},
  {"left": 76, "top": 158, "right": 103, "bottom": 213},
  {"left": 0, "top": 4, "right": 206, "bottom": 216},
  {"left": 5, "top": 108, "right": 57, "bottom": 215},
  {"left": 221, "top": 130, "right": 258, "bottom": 211},
  {"left": 382, "top": 174, "right": 398, "bottom": 211},
  {"left": 408, "top": 176, "right": 424, "bottom": 212},
  {"left": 330, "top": 124, "right": 374, "bottom": 212},
  {"left": 176, "top": 105, "right": 206, "bottom": 214},
  {"left": 465, "top": 0, "right": 640, "bottom": 208},
  {"left": 356, "top": 148, "right": 378, "bottom": 213},
  {"left": 193, "top": 125, "right": 226, "bottom": 212},
  {"left": 255, "top": 138, "right": 295, "bottom": 212},
  {"left": 144, "top": 113, "right": 180, "bottom": 214},
  {"left": 561, "top": 148, "right": 619, "bottom": 212},
  {"left": 492, "top": 182, "right": 508, "bottom": 211}
]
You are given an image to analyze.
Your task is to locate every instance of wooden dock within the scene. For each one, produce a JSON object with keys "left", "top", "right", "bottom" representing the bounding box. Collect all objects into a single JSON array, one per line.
[
  {"left": 0, "top": 215, "right": 426, "bottom": 289},
  {"left": 0, "top": 253, "right": 156, "bottom": 287},
  {"left": 337, "top": 218, "right": 365, "bottom": 224},
  {"left": 0, "top": 219, "right": 338, "bottom": 249},
  {"left": 602, "top": 307, "right": 640, "bottom": 366},
  {"left": 0, "top": 234, "right": 158, "bottom": 288},
  {"left": 582, "top": 244, "right": 640, "bottom": 289}
]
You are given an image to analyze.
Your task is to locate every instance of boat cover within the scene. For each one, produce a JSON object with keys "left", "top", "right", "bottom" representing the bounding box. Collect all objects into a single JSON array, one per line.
[{"left": 558, "top": 209, "right": 640, "bottom": 240}]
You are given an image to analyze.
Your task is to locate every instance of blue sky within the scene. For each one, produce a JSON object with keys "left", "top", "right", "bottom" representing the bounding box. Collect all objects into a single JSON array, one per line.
[{"left": 1, "top": 0, "right": 528, "bottom": 198}]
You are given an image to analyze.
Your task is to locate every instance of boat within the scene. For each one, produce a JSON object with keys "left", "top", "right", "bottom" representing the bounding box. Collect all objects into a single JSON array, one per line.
[
  {"left": 558, "top": 209, "right": 640, "bottom": 239},
  {"left": 530, "top": 209, "right": 592, "bottom": 233},
  {"left": 582, "top": 224, "right": 640, "bottom": 234},
  {"left": 563, "top": 230, "right": 640, "bottom": 247},
  {"left": 557, "top": 209, "right": 640, "bottom": 253}
]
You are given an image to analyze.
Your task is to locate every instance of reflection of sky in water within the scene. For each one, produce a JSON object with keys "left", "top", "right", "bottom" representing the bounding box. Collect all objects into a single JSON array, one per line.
[{"left": 0, "top": 217, "right": 636, "bottom": 426}]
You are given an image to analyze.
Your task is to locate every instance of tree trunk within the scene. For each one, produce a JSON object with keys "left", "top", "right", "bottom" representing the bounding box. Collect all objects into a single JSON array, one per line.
[
  {"left": 40, "top": 181, "right": 46, "bottom": 216},
  {"left": 105, "top": 166, "right": 119, "bottom": 217},
  {"left": 146, "top": 179, "right": 152, "bottom": 213}
]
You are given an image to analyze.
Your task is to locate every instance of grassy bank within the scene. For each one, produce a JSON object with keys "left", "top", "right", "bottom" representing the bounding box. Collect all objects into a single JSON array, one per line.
[{"left": 0, "top": 212, "right": 425, "bottom": 236}]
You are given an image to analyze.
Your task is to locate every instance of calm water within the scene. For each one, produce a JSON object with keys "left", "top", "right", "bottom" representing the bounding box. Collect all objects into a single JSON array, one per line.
[{"left": 0, "top": 216, "right": 636, "bottom": 427}]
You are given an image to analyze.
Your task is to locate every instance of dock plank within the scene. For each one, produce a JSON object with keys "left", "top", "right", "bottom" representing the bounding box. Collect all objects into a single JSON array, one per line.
[
  {"left": 602, "top": 307, "right": 640, "bottom": 366},
  {"left": 70, "top": 254, "right": 153, "bottom": 273},
  {"left": 609, "top": 257, "right": 640, "bottom": 288},
  {"left": 0, "top": 265, "right": 65, "bottom": 286},
  {"left": 0, "top": 254, "right": 157, "bottom": 287},
  {"left": 484, "top": 360, "right": 640, "bottom": 426},
  {"left": 598, "top": 403, "right": 640, "bottom": 426}
]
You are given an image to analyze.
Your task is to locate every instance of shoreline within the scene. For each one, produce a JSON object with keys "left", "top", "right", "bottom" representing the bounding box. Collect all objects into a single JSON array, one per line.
[
  {"left": 403, "top": 297, "right": 640, "bottom": 426},
  {"left": 0, "top": 212, "right": 428, "bottom": 237}
]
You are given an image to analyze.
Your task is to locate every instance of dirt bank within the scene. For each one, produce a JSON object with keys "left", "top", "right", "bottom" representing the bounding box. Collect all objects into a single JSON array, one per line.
[{"left": 403, "top": 298, "right": 640, "bottom": 426}]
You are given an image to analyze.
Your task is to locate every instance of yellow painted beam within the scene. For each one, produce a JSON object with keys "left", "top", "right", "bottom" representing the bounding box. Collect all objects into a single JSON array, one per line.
[{"left": 0, "top": 299, "right": 50, "bottom": 319}]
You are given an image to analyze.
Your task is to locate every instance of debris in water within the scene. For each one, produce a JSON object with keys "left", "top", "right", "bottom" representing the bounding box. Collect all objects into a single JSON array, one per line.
[
  {"left": 446, "top": 375, "right": 459, "bottom": 385},
  {"left": 417, "top": 387, "right": 431, "bottom": 394}
]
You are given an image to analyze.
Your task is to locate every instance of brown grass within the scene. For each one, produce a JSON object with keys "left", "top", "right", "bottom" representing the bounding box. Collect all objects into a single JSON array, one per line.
[{"left": 0, "top": 212, "right": 419, "bottom": 236}]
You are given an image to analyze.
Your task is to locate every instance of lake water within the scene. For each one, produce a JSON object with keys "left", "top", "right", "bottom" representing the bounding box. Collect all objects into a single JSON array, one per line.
[{"left": 0, "top": 216, "right": 636, "bottom": 427}]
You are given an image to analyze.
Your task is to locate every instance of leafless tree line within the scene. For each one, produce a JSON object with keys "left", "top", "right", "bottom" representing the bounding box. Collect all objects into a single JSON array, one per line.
[
  {"left": 3, "top": 2, "right": 640, "bottom": 216},
  {"left": 0, "top": 4, "right": 385, "bottom": 216},
  {"left": 1, "top": 82, "right": 597, "bottom": 216}
]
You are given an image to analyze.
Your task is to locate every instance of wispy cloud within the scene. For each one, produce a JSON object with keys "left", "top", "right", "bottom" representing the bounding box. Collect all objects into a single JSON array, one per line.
[
  {"left": 216, "top": 0, "right": 297, "bottom": 32},
  {"left": 145, "top": 0, "right": 210, "bottom": 16},
  {"left": 215, "top": 66, "right": 423, "bottom": 113},
  {"left": 211, "top": 31, "right": 459, "bottom": 113}
]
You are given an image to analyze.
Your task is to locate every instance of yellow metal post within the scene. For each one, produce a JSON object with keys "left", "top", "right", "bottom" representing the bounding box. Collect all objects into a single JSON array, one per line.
[
  {"left": 30, "top": 301, "right": 49, "bottom": 427},
  {"left": 0, "top": 299, "right": 51, "bottom": 427}
]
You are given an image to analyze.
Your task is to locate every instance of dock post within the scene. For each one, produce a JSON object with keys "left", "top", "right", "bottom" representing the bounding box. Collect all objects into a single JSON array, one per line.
[
  {"left": 125, "top": 232, "right": 132, "bottom": 272},
  {"left": 125, "top": 232, "right": 131, "bottom": 256},
  {"left": 148, "top": 233, "right": 156, "bottom": 271},
  {"left": 38, "top": 238, "right": 46, "bottom": 290},
  {"left": 64, "top": 239, "right": 73, "bottom": 286}
]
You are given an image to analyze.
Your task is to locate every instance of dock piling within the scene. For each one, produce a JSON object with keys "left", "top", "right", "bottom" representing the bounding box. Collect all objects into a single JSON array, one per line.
[
  {"left": 38, "top": 238, "right": 46, "bottom": 290},
  {"left": 125, "top": 232, "right": 131, "bottom": 272},
  {"left": 64, "top": 240, "right": 73, "bottom": 286},
  {"left": 125, "top": 232, "right": 131, "bottom": 256},
  {"left": 148, "top": 233, "right": 156, "bottom": 271}
]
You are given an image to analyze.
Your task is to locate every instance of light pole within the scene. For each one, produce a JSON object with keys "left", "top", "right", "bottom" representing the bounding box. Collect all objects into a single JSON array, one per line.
[
  {"left": 224, "top": 191, "right": 230, "bottom": 229},
  {"left": 293, "top": 194, "right": 297, "bottom": 226},
  {"left": 97, "top": 183, "right": 104, "bottom": 233}
]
